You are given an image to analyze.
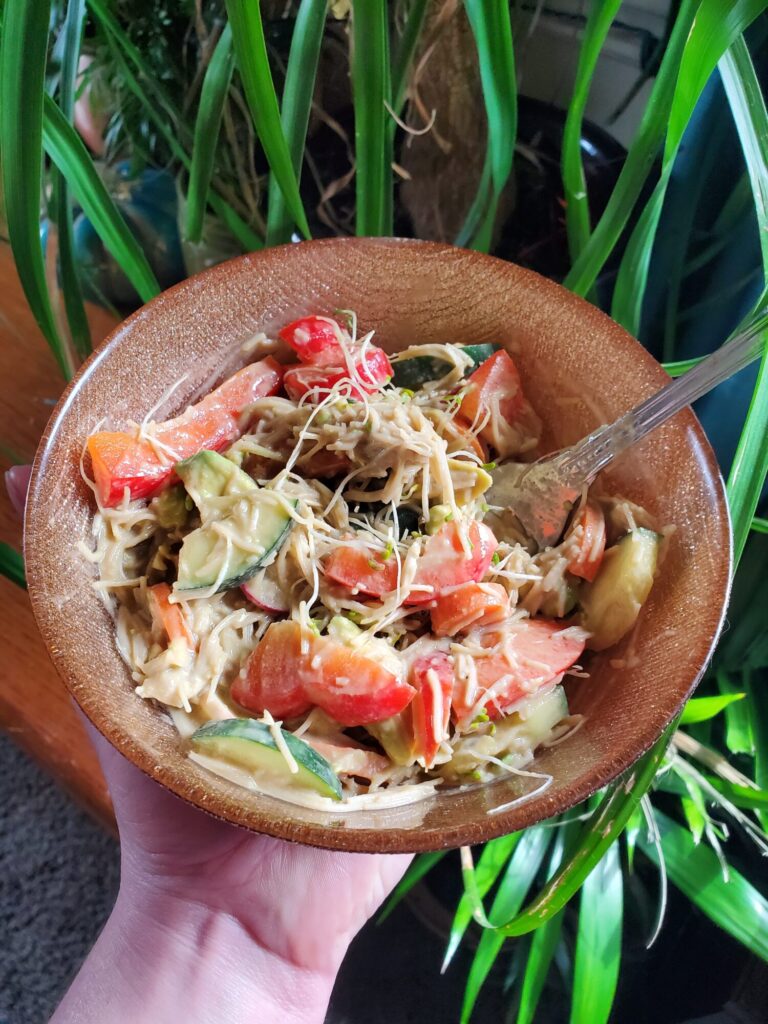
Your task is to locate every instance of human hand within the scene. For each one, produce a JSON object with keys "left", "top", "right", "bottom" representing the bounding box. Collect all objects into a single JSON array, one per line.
[{"left": 7, "top": 465, "right": 412, "bottom": 1023}]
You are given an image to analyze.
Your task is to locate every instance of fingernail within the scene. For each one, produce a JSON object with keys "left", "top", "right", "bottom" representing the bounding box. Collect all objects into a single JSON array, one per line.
[{"left": 5, "top": 465, "right": 32, "bottom": 517}]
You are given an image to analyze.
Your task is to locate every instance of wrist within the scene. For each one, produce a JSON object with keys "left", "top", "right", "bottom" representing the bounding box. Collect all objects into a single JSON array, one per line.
[{"left": 52, "top": 879, "right": 338, "bottom": 1024}]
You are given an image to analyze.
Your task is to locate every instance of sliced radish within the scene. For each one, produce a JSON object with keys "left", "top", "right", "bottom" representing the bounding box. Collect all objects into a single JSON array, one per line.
[{"left": 241, "top": 566, "right": 290, "bottom": 615}]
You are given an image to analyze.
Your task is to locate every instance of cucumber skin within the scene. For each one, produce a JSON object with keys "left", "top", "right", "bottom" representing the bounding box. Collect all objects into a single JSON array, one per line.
[
  {"left": 391, "top": 343, "right": 499, "bottom": 390},
  {"left": 191, "top": 718, "right": 342, "bottom": 800},
  {"left": 176, "top": 499, "right": 296, "bottom": 594}
]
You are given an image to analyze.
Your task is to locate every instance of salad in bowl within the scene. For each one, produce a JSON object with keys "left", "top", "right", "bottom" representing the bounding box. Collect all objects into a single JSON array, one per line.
[{"left": 82, "top": 312, "right": 664, "bottom": 812}]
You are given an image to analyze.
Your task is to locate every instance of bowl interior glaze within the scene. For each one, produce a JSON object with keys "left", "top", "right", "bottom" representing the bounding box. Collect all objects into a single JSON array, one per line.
[{"left": 25, "top": 238, "right": 731, "bottom": 852}]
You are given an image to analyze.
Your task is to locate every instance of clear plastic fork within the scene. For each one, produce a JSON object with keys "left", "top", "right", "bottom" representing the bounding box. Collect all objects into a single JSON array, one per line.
[{"left": 487, "top": 309, "right": 768, "bottom": 549}]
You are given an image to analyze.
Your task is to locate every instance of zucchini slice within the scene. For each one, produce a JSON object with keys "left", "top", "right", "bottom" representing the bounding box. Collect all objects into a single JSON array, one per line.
[
  {"left": 174, "top": 450, "right": 295, "bottom": 593},
  {"left": 191, "top": 718, "right": 342, "bottom": 800},
  {"left": 391, "top": 343, "right": 499, "bottom": 390},
  {"left": 579, "top": 528, "right": 660, "bottom": 651}
]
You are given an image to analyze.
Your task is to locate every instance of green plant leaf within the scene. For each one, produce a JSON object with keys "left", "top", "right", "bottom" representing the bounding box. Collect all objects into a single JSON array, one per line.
[
  {"left": 52, "top": 0, "right": 92, "bottom": 362},
  {"left": 225, "top": 0, "right": 310, "bottom": 240},
  {"left": 706, "top": 776, "right": 768, "bottom": 811},
  {"left": 461, "top": 827, "right": 552, "bottom": 1024},
  {"left": 444, "top": 833, "right": 521, "bottom": 971},
  {"left": 0, "top": 0, "right": 72, "bottom": 379},
  {"left": 561, "top": 0, "right": 622, "bottom": 266},
  {"left": 378, "top": 851, "right": 447, "bottom": 923},
  {"left": 680, "top": 693, "right": 747, "bottom": 724},
  {"left": 43, "top": 95, "right": 160, "bottom": 304},
  {"left": 185, "top": 24, "right": 235, "bottom": 245},
  {"left": 612, "top": 5, "right": 768, "bottom": 335},
  {"left": 563, "top": 0, "right": 698, "bottom": 297},
  {"left": 0, "top": 543, "right": 26, "bottom": 588},
  {"left": 570, "top": 839, "right": 623, "bottom": 1024},
  {"left": 391, "top": 0, "right": 430, "bottom": 118},
  {"left": 88, "top": 0, "right": 262, "bottom": 253},
  {"left": 515, "top": 823, "right": 578, "bottom": 1024},
  {"left": 265, "top": 0, "right": 327, "bottom": 246},
  {"left": 744, "top": 669, "right": 768, "bottom": 831},
  {"left": 752, "top": 516, "right": 768, "bottom": 533},
  {"left": 639, "top": 810, "right": 768, "bottom": 960},
  {"left": 460, "top": 724, "right": 673, "bottom": 939},
  {"left": 720, "top": 40, "right": 768, "bottom": 566},
  {"left": 662, "top": 356, "right": 704, "bottom": 377},
  {"left": 458, "top": 0, "right": 516, "bottom": 251},
  {"left": 351, "top": 0, "right": 392, "bottom": 236}
]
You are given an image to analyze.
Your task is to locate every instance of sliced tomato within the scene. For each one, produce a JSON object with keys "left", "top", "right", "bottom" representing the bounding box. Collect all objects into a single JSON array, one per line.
[
  {"left": 323, "top": 521, "right": 498, "bottom": 603},
  {"left": 459, "top": 350, "right": 524, "bottom": 430},
  {"left": 283, "top": 347, "right": 393, "bottom": 402},
  {"left": 233, "top": 620, "right": 415, "bottom": 726},
  {"left": 323, "top": 543, "right": 398, "bottom": 597},
  {"left": 449, "top": 416, "right": 487, "bottom": 461},
  {"left": 278, "top": 315, "right": 345, "bottom": 366},
  {"left": 452, "top": 618, "right": 584, "bottom": 724},
  {"left": 410, "top": 652, "right": 454, "bottom": 768},
  {"left": 430, "top": 581, "right": 509, "bottom": 637},
  {"left": 409, "top": 521, "right": 498, "bottom": 605},
  {"left": 232, "top": 620, "right": 311, "bottom": 719},
  {"left": 566, "top": 501, "right": 606, "bottom": 582},
  {"left": 147, "top": 583, "right": 194, "bottom": 650},
  {"left": 88, "top": 357, "right": 284, "bottom": 507}
]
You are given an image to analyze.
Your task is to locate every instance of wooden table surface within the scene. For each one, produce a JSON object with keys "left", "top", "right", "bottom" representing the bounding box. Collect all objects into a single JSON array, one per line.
[{"left": 0, "top": 242, "right": 117, "bottom": 830}]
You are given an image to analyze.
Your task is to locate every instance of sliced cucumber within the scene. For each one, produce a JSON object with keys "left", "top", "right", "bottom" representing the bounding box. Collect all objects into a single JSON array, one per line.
[
  {"left": 391, "top": 343, "right": 499, "bottom": 390},
  {"left": 539, "top": 581, "right": 580, "bottom": 619},
  {"left": 579, "top": 528, "right": 660, "bottom": 651},
  {"left": 176, "top": 490, "right": 294, "bottom": 592},
  {"left": 151, "top": 484, "right": 190, "bottom": 530},
  {"left": 366, "top": 713, "right": 417, "bottom": 766},
  {"left": 191, "top": 718, "right": 342, "bottom": 800},
  {"left": 440, "top": 685, "right": 568, "bottom": 782},
  {"left": 174, "top": 451, "right": 295, "bottom": 594},
  {"left": 176, "top": 450, "right": 256, "bottom": 516}
]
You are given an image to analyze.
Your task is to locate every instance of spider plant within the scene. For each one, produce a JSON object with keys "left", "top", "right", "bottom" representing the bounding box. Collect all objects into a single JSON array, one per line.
[{"left": 1, "top": 2, "right": 767, "bottom": 1020}]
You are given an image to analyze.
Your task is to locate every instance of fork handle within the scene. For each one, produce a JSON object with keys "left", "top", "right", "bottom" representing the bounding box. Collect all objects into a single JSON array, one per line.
[{"left": 561, "top": 308, "right": 768, "bottom": 481}]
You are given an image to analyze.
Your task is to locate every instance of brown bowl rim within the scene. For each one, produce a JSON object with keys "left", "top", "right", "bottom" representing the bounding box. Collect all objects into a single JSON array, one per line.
[{"left": 24, "top": 237, "right": 732, "bottom": 851}]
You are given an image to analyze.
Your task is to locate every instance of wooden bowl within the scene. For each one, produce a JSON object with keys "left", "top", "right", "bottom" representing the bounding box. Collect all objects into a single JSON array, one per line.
[{"left": 25, "top": 238, "right": 731, "bottom": 852}]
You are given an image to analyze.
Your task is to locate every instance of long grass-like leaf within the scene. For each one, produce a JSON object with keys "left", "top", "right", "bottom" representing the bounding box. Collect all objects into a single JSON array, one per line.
[
  {"left": 744, "top": 669, "right": 768, "bottom": 831},
  {"left": 461, "top": 827, "right": 552, "bottom": 1024},
  {"left": 391, "top": 0, "right": 430, "bottom": 118},
  {"left": 680, "top": 693, "right": 747, "bottom": 725},
  {"left": 718, "top": 669, "right": 754, "bottom": 755},
  {"left": 720, "top": 40, "right": 768, "bottom": 566},
  {"left": 707, "top": 776, "right": 768, "bottom": 811},
  {"left": 639, "top": 810, "right": 768, "bottom": 960},
  {"left": 515, "top": 823, "right": 578, "bottom": 1024},
  {"left": 460, "top": 725, "right": 672, "bottom": 939},
  {"left": 752, "top": 516, "right": 768, "bottom": 533},
  {"left": 561, "top": 0, "right": 622, "bottom": 265},
  {"left": 444, "top": 833, "right": 521, "bottom": 971},
  {"left": 43, "top": 95, "right": 159, "bottom": 303},
  {"left": 88, "top": 0, "right": 262, "bottom": 253},
  {"left": 225, "top": 0, "right": 310, "bottom": 240},
  {"left": 0, "top": 543, "right": 25, "bottom": 588},
  {"left": 185, "top": 24, "right": 235, "bottom": 245},
  {"left": 458, "top": 0, "right": 516, "bottom": 251},
  {"left": 378, "top": 851, "right": 447, "bottom": 923},
  {"left": 0, "top": 0, "right": 72, "bottom": 378},
  {"left": 611, "top": 3, "right": 768, "bottom": 335},
  {"left": 569, "top": 839, "right": 623, "bottom": 1024},
  {"left": 562, "top": 0, "right": 697, "bottom": 297},
  {"left": 351, "top": 0, "right": 392, "bottom": 236},
  {"left": 266, "top": 0, "right": 326, "bottom": 246},
  {"left": 52, "top": 0, "right": 91, "bottom": 361}
]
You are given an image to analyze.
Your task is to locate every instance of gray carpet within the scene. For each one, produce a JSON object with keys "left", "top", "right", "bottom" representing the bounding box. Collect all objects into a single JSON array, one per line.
[
  {"left": 0, "top": 735, "right": 120, "bottom": 1024},
  {"left": 0, "top": 736, "right": 504, "bottom": 1024}
]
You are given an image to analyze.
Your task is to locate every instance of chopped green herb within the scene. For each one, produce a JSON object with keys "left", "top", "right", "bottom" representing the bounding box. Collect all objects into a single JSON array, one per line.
[
  {"left": 482, "top": 461, "right": 497, "bottom": 472},
  {"left": 367, "top": 557, "right": 385, "bottom": 571},
  {"left": 400, "top": 388, "right": 414, "bottom": 401},
  {"left": 491, "top": 551, "right": 502, "bottom": 565},
  {"left": 347, "top": 611, "right": 364, "bottom": 624},
  {"left": 307, "top": 618, "right": 322, "bottom": 636},
  {"left": 382, "top": 540, "right": 394, "bottom": 561}
]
